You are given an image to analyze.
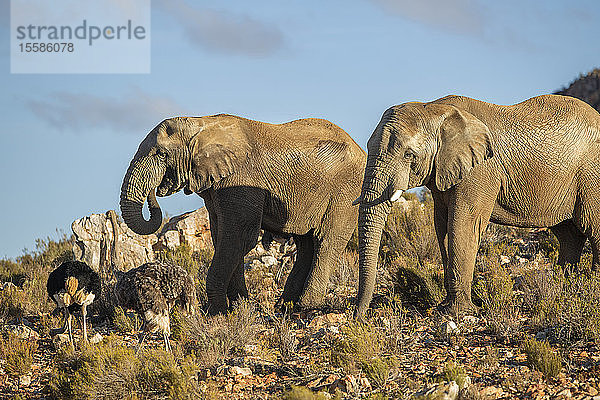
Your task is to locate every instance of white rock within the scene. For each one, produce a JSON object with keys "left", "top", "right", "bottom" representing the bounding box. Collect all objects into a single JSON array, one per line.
[
  {"left": 5, "top": 324, "right": 40, "bottom": 340},
  {"left": 439, "top": 320, "right": 459, "bottom": 336},
  {"left": 228, "top": 366, "right": 252, "bottom": 377},
  {"left": 89, "top": 333, "right": 103, "bottom": 344},
  {"left": 19, "top": 374, "right": 31, "bottom": 386}
]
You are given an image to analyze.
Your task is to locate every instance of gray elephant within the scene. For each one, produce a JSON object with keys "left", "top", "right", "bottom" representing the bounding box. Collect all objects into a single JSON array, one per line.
[
  {"left": 354, "top": 94, "right": 600, "bottom": 318},
  {"left": 120, "top": 115, "right": 365, "bottom": 314}
]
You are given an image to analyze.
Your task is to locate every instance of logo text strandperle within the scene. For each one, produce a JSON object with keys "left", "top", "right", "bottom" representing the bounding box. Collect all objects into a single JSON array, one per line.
[{"left": 15, "top": 19, "right": 146, "bottom": 46}]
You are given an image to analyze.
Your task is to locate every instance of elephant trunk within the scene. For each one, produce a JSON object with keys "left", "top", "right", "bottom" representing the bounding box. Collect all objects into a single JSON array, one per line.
[
  {"left": 120, "top": 156, "right": 166, "bottom": 235},
  {"left": 356, "top": 200, "right": 391, "bottom": 319},
  {"left": 355, "top": 162, "right": 393, "bottom": 319}
]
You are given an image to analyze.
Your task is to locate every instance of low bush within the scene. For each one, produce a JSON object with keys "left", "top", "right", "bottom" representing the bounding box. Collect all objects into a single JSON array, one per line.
[
  {"left": 331, "top": 321, "right": 384, "bottom": 373},
  {"left": 283, "top": 385, "right": 331, "bottom": 400},
  {"left": 47, "top": 335, "right": 198, "bottom": 400},
  {"left": 386, "top": 257, "right": 444, "bottom": 311},
  {"left": 521, "top": 262, "right": 600, "bottom": 342},
  {"left": 380, "top": 192, "right": 440, "bottom": 267},
  {"left": 111, "top": 306, "right": 139, "bottom": 334},
  {"left": 177, "top": 298, "right": 263, "bottom": 368},
  {"left": 0, "top": 285, "right": 27, "bottom": 322},
  {"left": 441, "top": 361, "right": 468, "bottom": 390},
  {"left": 521, "top": 338, "right": 561, "bottom": 379},
  {"left": 0, "top": 333, "right": 38, "bottom": 377},
  {"left": 474, "top": 260, "right": 520, "bottom": 339},
  {"left": 362, "top": 357, "right": 393, "bottom": 389}
]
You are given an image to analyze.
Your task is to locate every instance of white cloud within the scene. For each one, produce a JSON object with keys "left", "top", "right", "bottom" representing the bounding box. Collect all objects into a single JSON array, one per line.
[
  {"left": 157, "top": 0, "right": 285, "bottom": 57},
  {"left": 27, "top": 87, "right": 186, "bottom": 133},
  {"left": 371, "top": 0, "right": 486, "bottom": 35}
]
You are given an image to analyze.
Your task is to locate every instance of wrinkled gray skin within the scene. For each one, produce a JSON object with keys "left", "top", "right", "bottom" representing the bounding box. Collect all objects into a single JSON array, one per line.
[
  {"left": 121, "top": 115, "right": 365, "bottom": 314},
  {"left": 355, "top": 94, "right": 600, "bottom": 319}
]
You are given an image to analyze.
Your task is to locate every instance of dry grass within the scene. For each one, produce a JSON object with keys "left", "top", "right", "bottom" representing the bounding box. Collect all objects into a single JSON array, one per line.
[
  {"left": 474, "top": 258, "right": 520, "bottom": 339},
  {"left": 176, "top": 298, "right": 263, "bottom": 369},
  {"left": 380, "top": 193, "right": 440, "bottom": 267},
  {"left": 0, "top": 333, "right": 38, "bottom": 377},
  {"left": 47, "top": 335, "right": 198, "bottom": 400}
]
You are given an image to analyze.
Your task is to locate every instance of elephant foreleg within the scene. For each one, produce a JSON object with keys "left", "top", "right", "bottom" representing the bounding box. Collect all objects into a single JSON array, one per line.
[
  {"left": 550, "top": 220, "right": 586, "bottom": 270},
  {"left": 205, "top": 188, "right": 264, "bottom": 315},
  {"left": 443, "top": 197, "right": 495, "bottom": 316}
]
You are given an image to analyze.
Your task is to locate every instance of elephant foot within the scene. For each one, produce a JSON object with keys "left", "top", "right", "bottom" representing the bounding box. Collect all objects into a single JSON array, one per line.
[
  {"left": 274, "top": 297, "right": 299, "bottom": 314},
  {"left": 296, "top": 293, "right": 327, "bottom": 311},
  {"left": 436, "top": 294, "right": 478, "bottom": 318},
  {"left": 206, "top": 298, "right": 229, "bottom": 316}
]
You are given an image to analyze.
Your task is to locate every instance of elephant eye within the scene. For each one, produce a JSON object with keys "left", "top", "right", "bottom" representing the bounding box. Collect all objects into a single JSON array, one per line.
[{"left": 403, "top": 150, "right": 415, "bottom": 160}]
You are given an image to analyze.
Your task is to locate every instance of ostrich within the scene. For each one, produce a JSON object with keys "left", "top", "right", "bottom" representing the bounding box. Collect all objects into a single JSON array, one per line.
[
  {"left": 47, "top": 260, "right": 101, "bottom": 345},
  {"left": 114, "top": 260, "right": 197, "bottom": 352}
]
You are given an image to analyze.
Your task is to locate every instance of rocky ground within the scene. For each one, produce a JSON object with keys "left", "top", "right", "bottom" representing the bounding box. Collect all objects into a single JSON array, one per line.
[{"left": 1, "top": 201, "right": 600, "bottom": 399}]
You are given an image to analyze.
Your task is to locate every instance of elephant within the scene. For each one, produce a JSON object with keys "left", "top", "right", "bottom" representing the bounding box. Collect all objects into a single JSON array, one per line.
[
  {"left": 120, "top": 115, "right": 366, "bottom": 314},
  {"left": 354, "top": 94, "right": 600, "bottom": 319}
]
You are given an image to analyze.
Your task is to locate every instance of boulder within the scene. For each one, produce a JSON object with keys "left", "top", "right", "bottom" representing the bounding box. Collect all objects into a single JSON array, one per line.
[
  {"left": 155, "top": 208, "right": 213, "bottom": 252},
  {"left": 72, "top": 211, "right": 156, "bottom": 275}
]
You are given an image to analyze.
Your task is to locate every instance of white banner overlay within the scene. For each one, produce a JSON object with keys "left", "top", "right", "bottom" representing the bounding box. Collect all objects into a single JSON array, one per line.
[{"left": 11, "top": 0, "right": 150, "bottom": 73}]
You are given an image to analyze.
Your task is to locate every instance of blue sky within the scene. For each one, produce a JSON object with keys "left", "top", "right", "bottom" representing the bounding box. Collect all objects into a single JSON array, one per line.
[{"left": 1, "top": 0, "right": 599, "bottom": 258}]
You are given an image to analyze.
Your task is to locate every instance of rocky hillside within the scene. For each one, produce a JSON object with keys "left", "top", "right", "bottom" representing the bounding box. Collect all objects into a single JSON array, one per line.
[{"left": 554, "top": 68, "right": 600, "bottom": 112}]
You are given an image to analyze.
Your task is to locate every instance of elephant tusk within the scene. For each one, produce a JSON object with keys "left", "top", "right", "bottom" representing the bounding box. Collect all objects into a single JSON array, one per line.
[
  {"left": 390, "top": 190, "right": 403, "bottom": 202},
  {"left": 352, "top": 195, "right": 363, "bottom": 206}
]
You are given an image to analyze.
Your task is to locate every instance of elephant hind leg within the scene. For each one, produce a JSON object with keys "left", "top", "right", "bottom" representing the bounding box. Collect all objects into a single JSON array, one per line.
[
  {"left": 279, "top": 233, "right": 314, "bottom": 306},
  {"left": 550, "top": 220, "right": 586, "bottom": 270},
  {"left": 226, "top": 228, "right": 260, "bottom": 306}
]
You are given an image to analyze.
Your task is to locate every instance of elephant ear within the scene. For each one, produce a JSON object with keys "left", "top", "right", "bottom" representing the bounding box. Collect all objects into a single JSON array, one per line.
[
  {"left": 434, "top": 107, "right": 493, "bottom": 191},
  {"left": 188, "top": 117, "right": 251, "bottom": 193}
]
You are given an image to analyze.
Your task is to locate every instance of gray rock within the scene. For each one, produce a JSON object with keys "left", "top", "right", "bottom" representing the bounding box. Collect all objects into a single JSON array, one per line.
[
  {"left": 156, "top": 208, "right": 213, "bottom": 252},
  {"left": 5, "top": 324, "right": 40, "bottom": 340},
  {"left": 415, "top": 381, "right": 459, "bottom": 400},
  {"left": 52, "top": 333, "right": 71, "bottom": 349},
  {"left": 72, "top": 211, "right": 157, "bottom": 276}
]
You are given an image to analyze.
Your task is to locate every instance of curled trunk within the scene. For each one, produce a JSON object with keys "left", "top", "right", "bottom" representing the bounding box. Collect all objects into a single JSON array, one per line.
[{"left": 120, "top": 156, "right": 165, "bottom": 235}]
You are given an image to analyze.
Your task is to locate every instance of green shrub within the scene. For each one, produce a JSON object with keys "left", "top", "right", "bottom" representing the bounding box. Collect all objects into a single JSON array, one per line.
[
  {"left": 47, "top": 335, "right": 198, "bottom": 400},
  {"left": 387, "top": 257, "right": 444, "bottom": 310},
  {"left": 0, "top": 285, "right": 27, "bottom": 322},
  {"left": 361, "top": 358, "right": 393, "bottom": 389},
  {"left": 522, "top": 263, "right": 600, "bottom": 342},
  {"left": 0, "top": 333, "right": 38, "bottom": 377},
  {"left": 521, "top": 338, "right": 561, "bottom": 379},
  {"left": 0, "top": 233, "right": 74, "bottom": 319},
  {"left": 441, "top": 361, "right": 468, "bottom": 389},
  {"left": 283, "top": 386, "right": 331, "bottom": 400},
  {"left": 520, "top": 265, "right": 564, "bottom": 327},
  {"left": 331, "top": 321, "right": 384, "bottom": 372},
  {"left": 551, "top": 268, "right": 600, "bottom": 342},
  {"left": 111, "top": 306, "right": 139, "bottom": 334},
  {"left": 380, "top": 192, "right": 440, "bottom": 266},
  {"left": 474, "top": 261, "right": 520, "bottom": 338}
]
